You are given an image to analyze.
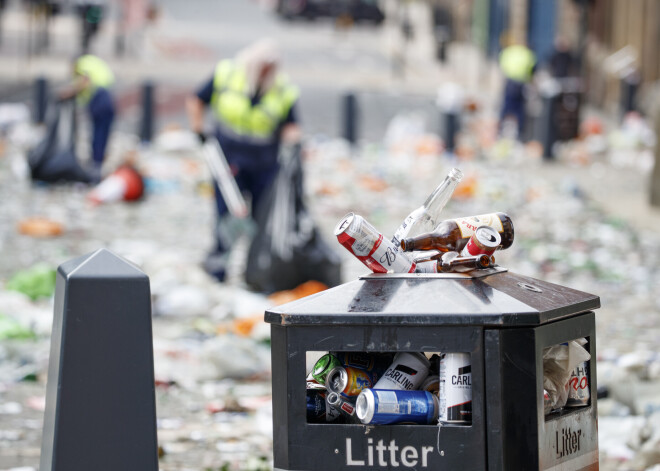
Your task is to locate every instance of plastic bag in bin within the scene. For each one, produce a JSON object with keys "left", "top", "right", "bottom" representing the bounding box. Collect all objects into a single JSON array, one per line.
[{"left": 543, "top": 338, "right": 591, "bottom": 414}]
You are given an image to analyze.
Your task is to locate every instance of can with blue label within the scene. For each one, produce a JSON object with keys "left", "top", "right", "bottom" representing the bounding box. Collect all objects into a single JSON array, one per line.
[
  {"left": 306, "top": 389, "right": 327, "bottom": 423},
  {"left": 355, "top": 389, "right": 439, "bottom": 425}
]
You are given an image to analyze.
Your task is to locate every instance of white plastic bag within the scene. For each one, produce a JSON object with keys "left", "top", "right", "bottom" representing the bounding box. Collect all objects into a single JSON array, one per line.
[{"left": 543, "top": 338, "right": 591, "bottom": 414}]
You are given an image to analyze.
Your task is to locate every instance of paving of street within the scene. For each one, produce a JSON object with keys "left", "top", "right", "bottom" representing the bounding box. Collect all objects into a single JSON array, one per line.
[{"left": 0, "top": 1, "right": 659, "bottom": 470}]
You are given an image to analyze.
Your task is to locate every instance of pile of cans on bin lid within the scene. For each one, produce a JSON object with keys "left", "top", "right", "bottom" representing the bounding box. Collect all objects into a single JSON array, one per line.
[
  {"left": 306, "top": 351, "right": 472, "bottom": 426},
  {"left": 333, "top": 168, "right": 515, "bottom": 276}
]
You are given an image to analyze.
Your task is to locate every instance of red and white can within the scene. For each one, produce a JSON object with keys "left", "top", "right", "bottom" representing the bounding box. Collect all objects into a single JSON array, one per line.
[
  {"left": 566, "top": 361, "right": 590, "bottom": 407},
  {"left": 460, "top": 225, "right": 501, "bottom": 257},
  {"left": 335, "top": 213, "right": 416, "bottom": 274}
]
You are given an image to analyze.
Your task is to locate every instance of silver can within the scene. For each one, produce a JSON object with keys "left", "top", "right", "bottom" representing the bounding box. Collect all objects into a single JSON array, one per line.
[
  {"left": 334, "top": 213, "right": 416, "bottom": 274},
  {"left": 439, "top": 353, "right": 472, "bottom": 424},
  {"left": 566, "top": 361, "right": 590, "bottom": 407},
  {"left": 356, "top": 389, "right": 439, "bottom": 425}
]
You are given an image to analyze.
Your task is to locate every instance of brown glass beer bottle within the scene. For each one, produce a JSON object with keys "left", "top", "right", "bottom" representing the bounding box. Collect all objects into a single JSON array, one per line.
[{"left": 400, "top": 212, "right": 514, "bottom": 253}]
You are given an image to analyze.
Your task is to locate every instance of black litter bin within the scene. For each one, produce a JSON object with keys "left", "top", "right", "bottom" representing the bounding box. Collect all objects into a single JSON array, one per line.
[{"left": 265, "top": 269, "right": 600, "bottom": 471}]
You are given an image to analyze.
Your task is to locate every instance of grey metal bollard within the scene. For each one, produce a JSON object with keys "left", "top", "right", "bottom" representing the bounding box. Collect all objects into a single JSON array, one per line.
[
  {"left": 34, "top": 76, "right": 49, "bottom": 124},
  {"left": 342, "top": 92, "right": 358, "bottom": 146},
  {"left": 443, "top": 111, "right": 459, "bottom": 153},
  {"left": 40, "top": 248, "right": 159, "bottom": 471},
  {"left": 139, "top": 80, "right": 155, "bottom": 144}
]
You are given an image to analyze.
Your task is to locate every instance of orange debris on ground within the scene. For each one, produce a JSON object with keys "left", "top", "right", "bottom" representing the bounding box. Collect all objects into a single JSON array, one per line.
[{"left": 17, "top": 217, "right": 64, "bottom": 237}]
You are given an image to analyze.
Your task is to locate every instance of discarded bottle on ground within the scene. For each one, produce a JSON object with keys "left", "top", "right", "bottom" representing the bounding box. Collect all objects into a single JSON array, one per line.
[
  {"left": 391, "top": 167, "right": 463, "bottom": 250},
  {"left": 401, "top": 212, "right": 514, "bottom": 253}
]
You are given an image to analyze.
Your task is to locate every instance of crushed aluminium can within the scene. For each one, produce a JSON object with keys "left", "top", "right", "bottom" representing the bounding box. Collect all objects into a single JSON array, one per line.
[
  {"left": 356, "top": 389, "right": 439, "bottom": 425},
  {"left": 439, "top": 353, "right": 472, "bottom": 424},
  {"left": 311, "top": 354, "right": 342, "bottom": 386},
  {"left": 326, "top": 391, "right": 360, "bottom": 424},
  {"left": 334, "top": 213, "right": 416, "bottom": 274},
  {"left": 372, "top": 352, "right": 431, "bottom": 391},
  {"left": 326, "top": 366, "right": 377, "bottom": 397},
  {"left": 566, "top": 360, "right": 590, "bottom": 407},
  {"left": 460, "top": 225, "right": 501, "bottom": 258}
]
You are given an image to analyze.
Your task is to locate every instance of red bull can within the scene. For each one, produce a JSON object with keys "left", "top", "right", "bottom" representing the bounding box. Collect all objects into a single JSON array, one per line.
[
  {"left": 356, "top": 389, "right": 439, "bottom": 425},
  {"left": 460, "top": 225, "right": 501, "bottom": 257},
  {"left": 566, "top": 361, "right": 590, "bottom": 407},
  {"left": 334, "top": 213, "right": 416, "bottom": 274},
  {"left": 326, "top": 366, "right": 377, "bottom": 397},
  {"left": 439, "top": 353, "right": 472, "bottom": 424}
]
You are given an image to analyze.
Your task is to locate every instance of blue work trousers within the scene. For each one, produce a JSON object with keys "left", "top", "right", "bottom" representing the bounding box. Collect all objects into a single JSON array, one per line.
[
  {"left": 500, "top": 79, "right": 526, "bottom": 139},
  {"left": 88, "top": 88, "right": 115, "bottom": 166},
  {"left": 212, "top": 134, "right": 280, "bottom": 254}
]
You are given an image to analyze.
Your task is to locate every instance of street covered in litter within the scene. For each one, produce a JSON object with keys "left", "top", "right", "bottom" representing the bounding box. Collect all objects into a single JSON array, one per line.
[{"left": 0, "top": 0, "right": 659, "bottom": 470}]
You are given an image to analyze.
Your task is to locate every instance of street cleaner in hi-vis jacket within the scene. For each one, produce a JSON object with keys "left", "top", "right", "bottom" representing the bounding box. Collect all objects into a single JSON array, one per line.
[{"left": 186, "top": 38, "right": 301, "bottom": 282}]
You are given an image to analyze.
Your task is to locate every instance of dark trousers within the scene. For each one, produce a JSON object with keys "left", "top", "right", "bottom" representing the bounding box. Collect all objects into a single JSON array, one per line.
[
  {"left": 500, "top": 79, "right": 526, "bottom": 139},
  {"left": 88, "top": 88, "right": 115, "bottom": 166},
  {"left": 211, "top": 136, "right": 279, "bottom": 255}
]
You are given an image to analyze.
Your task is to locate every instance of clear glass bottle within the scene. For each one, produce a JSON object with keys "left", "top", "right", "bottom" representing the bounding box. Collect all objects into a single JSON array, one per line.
[{"left": 390, "top": 167, "right": 463, "bottom": 250}]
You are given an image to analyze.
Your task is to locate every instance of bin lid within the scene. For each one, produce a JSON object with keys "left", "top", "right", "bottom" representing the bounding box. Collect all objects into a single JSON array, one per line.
[{"left": 264, "top": 270, "right": 600, "bottom": 327}]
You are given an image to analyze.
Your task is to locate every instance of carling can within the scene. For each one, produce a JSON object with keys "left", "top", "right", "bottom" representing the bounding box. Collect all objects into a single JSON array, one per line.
[
  {"left": 356, "top": 389, "right": 439, "bottom": 425},
  {"left": 326, "top": 366, "right": 377, "bottom": 397},
  {"left": 372, "top": 352, "right": 430, "bottom": 391},
  {"left": 334, "top": 213, "right": 416, "bottom": 274},
  {"left": 439, "top": 353, "right": 472, "bottom": 424},
  {"left": 460, "top": 225, "right": 501, "bottom": 258},
  {"left": 311, "top": 353, "right": 342, "bottom": 386},
  {"left": 566, "top": 361, "right": 590, "bottom": 407}
]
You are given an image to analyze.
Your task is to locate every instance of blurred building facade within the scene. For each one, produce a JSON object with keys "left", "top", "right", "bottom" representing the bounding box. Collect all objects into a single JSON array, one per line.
[{"left": 429, "top": 0, "right": 660, "bottom": 117}]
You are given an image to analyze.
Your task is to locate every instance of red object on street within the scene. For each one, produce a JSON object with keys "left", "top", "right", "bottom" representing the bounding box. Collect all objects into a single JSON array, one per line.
[{"left": 87, "top": 164, "right": 145, "bottom": 205}]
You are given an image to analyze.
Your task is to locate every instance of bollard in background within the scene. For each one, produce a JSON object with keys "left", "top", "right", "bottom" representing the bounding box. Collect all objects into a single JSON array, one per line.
[
  {"left": 139, "top": 80, "right": 155, "bottom": 144},
  {"left": 540, "top": 92, "right": 558, "bottom": 160},
  {"left": 620, "top": 71, "right": 640, "bottom": 119},
  {"left": 437, "top": 82, "right": 464, "bottom": 155},
  {"left": 40, "top": 248, "right": 159, "bottom": 471},
  {"left": 33, "top": 76, "right": 49, "bottom": 124},
  {"left": 443, "top": 111, "right": 459, "bottom": 153},
  {"left": 342, "top": 92, "right": 358, "bottom": 146}
]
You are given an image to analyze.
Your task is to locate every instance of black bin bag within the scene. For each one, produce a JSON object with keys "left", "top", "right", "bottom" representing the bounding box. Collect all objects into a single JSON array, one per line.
[
  {"left": 28, "top": 99, "right": 92, "bottom": 184},
  {"left": 245, "top": 143, "right": 342, "bottom": 294}
]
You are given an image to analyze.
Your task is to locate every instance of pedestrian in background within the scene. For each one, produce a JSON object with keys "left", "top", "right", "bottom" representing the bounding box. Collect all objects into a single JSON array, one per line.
[
  {"left": 186, "top": 39, "right": 301, "bottom": 282},
  {"left": 59, "top": 53, "right": 116, "bottom": 181},
  {"left": 549, "top": 36, "right": 577, "bottom": 80},
  {"left": 498, "top": 38, "right": 537, "bottom": 140}
]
